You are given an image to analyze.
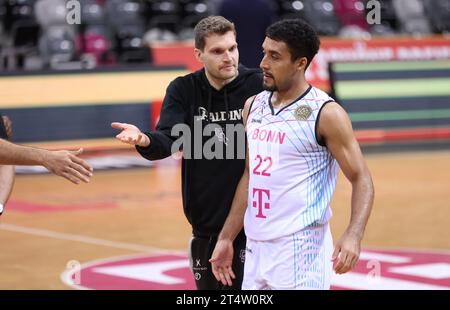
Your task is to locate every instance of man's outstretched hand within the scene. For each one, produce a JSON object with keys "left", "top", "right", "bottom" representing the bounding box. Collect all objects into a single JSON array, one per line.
[{"left": 111, "top": 122, "right": 150, "bottom": 147}]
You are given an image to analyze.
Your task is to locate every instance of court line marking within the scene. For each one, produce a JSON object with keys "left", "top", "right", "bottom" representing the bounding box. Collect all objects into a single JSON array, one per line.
[
  {"left": 60, "top": 252, "right": 191, "bottom": 290},
  {"left": 0, "top": 223, "right": 185, "bottom": 254}
]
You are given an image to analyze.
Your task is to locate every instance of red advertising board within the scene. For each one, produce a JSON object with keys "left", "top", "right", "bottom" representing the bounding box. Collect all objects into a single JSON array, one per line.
[{"left": 151, "top": 37, "right": 450, "bottom": 91}]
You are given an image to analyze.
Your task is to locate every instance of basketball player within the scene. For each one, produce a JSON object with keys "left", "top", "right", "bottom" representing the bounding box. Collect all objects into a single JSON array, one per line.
[
  {"left": 210, "top": 19, "right": 374, "bottom": 289},
  {"left": 111, "top": 16, "right": 263, "bottom": 289},
  {"left": 0, "top": 115, "right": 15, "bottom": 216}
]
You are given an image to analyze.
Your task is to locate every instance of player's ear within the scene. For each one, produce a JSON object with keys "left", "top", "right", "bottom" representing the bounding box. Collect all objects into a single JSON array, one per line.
[{"left": 297, "top": 57, "right": 308, "bottom": 71}]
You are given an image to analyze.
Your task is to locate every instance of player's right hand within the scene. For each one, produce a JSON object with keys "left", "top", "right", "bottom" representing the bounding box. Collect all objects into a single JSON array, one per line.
[
  {"left": 209, "top": 239, "right": 236, "bottom": 287},
  {"left": 44, "top": 148, "right": 93, "bottom": 184},
  {"left": 111, "top": 122, "right": 150, "bottom": 147}
]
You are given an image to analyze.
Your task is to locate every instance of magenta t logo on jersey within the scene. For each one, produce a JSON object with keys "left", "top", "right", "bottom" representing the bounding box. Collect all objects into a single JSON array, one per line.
[{"left": 252, "top": 188, "right": 270, "bottom": 218}]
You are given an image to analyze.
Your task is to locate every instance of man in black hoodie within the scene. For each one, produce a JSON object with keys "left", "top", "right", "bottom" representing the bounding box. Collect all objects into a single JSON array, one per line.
[{"left": 111, "top": 16, "right": 263, "bottom": 289}]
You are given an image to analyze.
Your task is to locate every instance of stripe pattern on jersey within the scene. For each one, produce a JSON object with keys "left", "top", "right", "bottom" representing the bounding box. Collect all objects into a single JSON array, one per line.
[{"left": 245, "top": 86, "right": 339, "bottom": 241}]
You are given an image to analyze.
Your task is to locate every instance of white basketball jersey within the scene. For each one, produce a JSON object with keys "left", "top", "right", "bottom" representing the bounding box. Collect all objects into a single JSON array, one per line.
[{"left": 245, "top": 86, "right": 339, "bottom": 241}]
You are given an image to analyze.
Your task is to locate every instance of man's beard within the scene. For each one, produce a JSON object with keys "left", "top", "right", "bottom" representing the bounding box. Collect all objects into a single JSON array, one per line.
[{"left": 263, "top": 82, "right": 277, "bottom": 91}]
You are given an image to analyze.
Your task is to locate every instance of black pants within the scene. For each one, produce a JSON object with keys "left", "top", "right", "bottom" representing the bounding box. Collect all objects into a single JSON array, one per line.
[{"left": 189, "top": 230, "right": 246, "bottom": 290}]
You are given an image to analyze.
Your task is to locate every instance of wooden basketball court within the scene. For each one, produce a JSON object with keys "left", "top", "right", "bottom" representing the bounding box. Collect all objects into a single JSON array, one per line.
[{"left": 0, "top": 150, "right": 449, "bottom": 289}]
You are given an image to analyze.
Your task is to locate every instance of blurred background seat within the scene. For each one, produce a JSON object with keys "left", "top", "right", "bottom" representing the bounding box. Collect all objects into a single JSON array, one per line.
[
  {"left": 334, "top": 0, "right": 368, "bottom": 30},
  {"left": 423, "top": 0, "right": 450, "bottom": 34},
  {"left": 106, "top": 0, "right": 150, "bottom": 64},
  {"left": 393, "top": 0, "right": 431, "bottom": 36},
  {"left": 39, "top": 25, "right": 75, "bottom": 68}
]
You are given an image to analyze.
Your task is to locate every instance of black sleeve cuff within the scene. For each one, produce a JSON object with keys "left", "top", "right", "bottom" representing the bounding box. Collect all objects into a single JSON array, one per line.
[{"left": 135, "top": 133, "right": 154, "bottom": 155}]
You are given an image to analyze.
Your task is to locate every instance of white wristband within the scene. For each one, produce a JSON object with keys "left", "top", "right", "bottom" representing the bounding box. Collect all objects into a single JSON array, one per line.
[{"left": 0, "top": 203, "right": 3, "bottom": 214}]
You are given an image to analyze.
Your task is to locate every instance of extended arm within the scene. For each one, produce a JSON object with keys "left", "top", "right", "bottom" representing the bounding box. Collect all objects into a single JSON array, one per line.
[
  {"left": 0, "top": 139, "right": 92, "bottom": 184},
  {"left": 209, "top": 95, "right": 255, "bottom": 286},
  {"left": 318, "top": 102, "right": 374, "bottom": 274},
  {"left": 111, "top": 79, "right": 187, "bottom": 160}
]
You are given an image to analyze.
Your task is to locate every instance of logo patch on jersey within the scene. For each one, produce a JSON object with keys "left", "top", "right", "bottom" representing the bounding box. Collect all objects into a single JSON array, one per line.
[{"left": 295, "top": 105, "right": 312, "bottom": 121}]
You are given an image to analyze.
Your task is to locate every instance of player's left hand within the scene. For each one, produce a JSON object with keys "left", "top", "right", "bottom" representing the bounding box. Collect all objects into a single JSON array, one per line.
[{"left": 332, "top": 231, "right": 361, "bottom": 274}]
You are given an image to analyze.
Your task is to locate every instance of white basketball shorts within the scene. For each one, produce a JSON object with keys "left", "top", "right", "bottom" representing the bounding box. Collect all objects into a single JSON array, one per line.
[{"left": 242, "top": 223, "right": 333, "bottom": 290}]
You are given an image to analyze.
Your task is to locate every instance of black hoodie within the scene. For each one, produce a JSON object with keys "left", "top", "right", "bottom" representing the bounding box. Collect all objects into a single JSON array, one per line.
[{"left": 137, "top": 65, "right": 263, "bottom": 237}]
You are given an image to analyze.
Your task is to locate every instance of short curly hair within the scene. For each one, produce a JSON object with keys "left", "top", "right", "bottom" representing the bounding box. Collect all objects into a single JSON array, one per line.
[
  {"left": 266, "top": 19, "right": 320, "bottom": 69},
  {"left": 194, "top": 16, "right": 236, "bottom": 51}
]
